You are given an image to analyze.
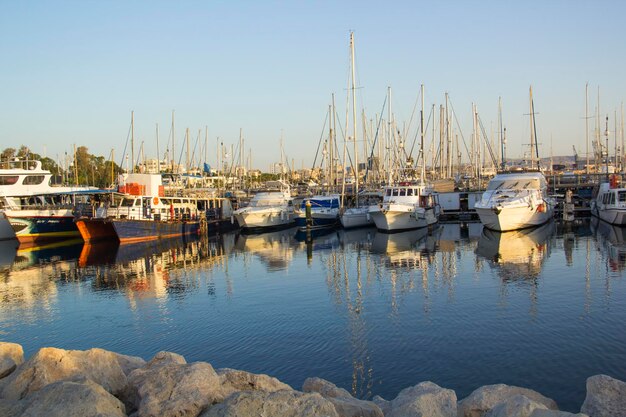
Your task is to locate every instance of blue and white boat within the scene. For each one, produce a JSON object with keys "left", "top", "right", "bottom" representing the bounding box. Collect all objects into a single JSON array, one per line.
[{"left": 295, "top": 195, "right": 340, "bottom": 230}]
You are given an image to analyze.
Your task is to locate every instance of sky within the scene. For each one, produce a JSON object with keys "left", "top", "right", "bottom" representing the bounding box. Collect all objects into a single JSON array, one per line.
[{"left": 1, "top": 0, "right": 625, "bottom": 172}]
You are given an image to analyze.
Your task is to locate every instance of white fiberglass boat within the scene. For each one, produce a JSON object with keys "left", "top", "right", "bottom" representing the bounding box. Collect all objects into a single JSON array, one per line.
[
  {"left": 475, "top": 171, "right": 555, "bottom": 232},
  {"left": 590, "top": 176, "right": 626, "bottom": 225},
  {"left": 368, "top": 183, "right": 440, "bottom": 232},
  {"left": 233, "top": 188, "right": 295, "bottom": 231}
]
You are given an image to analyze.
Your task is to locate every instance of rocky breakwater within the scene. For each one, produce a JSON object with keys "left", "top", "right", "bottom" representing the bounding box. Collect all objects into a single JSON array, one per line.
[{"left": 0, "top": 342, "right": 625, "bottom": 417}]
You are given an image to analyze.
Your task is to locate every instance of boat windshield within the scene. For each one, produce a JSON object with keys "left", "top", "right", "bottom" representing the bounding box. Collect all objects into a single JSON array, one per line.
[
  {"left": 250, "top": 199, "right": 286, "bottom": 207},
  {"left": 487, "top": 179, "right": 540, "bottom": 191},
  {"left": 619, "top": 191, "right": 626, "bottom": 203},
  {"left": 120, "top": 198, "right": 136, "bottom": 207}
]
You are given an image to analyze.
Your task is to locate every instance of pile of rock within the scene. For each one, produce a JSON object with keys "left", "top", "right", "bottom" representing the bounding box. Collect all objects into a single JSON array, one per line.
[{"left": 0, "top": 341, "right": 624, "bottom": 417}]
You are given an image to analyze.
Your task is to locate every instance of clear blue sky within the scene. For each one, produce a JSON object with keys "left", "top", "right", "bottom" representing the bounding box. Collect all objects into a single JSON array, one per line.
[{"left": 1, "top": 1, "right": 625, "bottom": 171}]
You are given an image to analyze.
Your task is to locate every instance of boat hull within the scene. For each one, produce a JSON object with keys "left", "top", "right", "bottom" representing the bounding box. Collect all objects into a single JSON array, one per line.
[
  {"left": 0, "top": 214, "right": 16, "bottom": 241},
  {"left": 110, "top": 219, "right": 200, "bottom": 244},
  {"left": 75, "top": 217, "right": 118, "bottom": 243},
  {"left": 340, "top": 207, "right": 374, "bottom": 229},
  {"left": 475, "top": 204, "right": 554, "bottom": 232},
  {"left": 234, "top": 210, "right": 295, "bottom": 230},
  {"left": 369, "top": 205, "right": 429, "bottom": 232},
  {"left": 5, "top": 211, "right": 80, "bottom": 244}
]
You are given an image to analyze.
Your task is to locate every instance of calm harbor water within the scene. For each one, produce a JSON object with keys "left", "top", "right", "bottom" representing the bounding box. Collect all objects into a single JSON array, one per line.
[{"left": 1, "top": 219, "right": 625, "bottom": 412}]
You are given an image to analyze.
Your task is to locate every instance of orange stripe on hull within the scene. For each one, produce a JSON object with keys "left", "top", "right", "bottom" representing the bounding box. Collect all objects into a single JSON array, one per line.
[{"left": 119, "top": 232, "right": 187, "bottom": 244}]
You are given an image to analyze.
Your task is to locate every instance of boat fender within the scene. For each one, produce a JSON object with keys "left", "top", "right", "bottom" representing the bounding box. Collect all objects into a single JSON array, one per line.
[
  {"left": 231, "top": 215, "right": 235, "bottom": 224},
  {"left": 170, "top": 204, "right": 174, "bottom": 219},
  {"left": 153, "top": 197, "right": 159, "bottom": 205}
]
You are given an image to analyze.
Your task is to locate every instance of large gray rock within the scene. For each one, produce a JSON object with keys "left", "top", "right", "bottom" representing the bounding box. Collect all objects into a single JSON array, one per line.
[
  {"left": 458, "top": 384, "right": 558, "bottom": 417},
  {"left": 387, "top": 381, "right": 457, "bottom": 417},
  {"left": 530, "top": 410, "right": 588, "bottom": 417},
  {"left": 218, "top": 367, "right": 292, "bottom": 397},
  {"left": 9, "top": 378, "right": 126, "bottom": 417},
  {"left": 0, "top": 342, "right": 24, "bottom": 379},
  {"left": 581, "top": 374, "right": 626, "bottom": 417},
  {"left": 0, "top": 347, "right": 129, "bottom": 400},
  {"left": 200, "top": 390, "right": 340, "bottom": 417},
  {"left": 125, "top": 354, "right": 222, "bottom": 417},
  {"left": 485, "top": 395, "right": 548, "bottom": 417},
  {"left": 114, "top": 352, "right": 146, "bottom": 376},
  {"left": 372, "top": 395, "right": 392, "bottom": 415},
  {"left": 302, "top": 377, "right": 383, "bottom": 417}
]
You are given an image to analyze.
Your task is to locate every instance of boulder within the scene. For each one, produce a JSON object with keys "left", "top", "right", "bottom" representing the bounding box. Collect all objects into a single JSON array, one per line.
[
  {"left": 114, "top": 352, "right": 146, "bottom": 376},
  {"left": 0, "top": 342, "right": 24, "bottom": 380},
  {"left": 485, "top": 395, "right": 548, "bottom": 417},
  {"left": 580, "top": 374, "right": 626, "bottom": 417},
  {"left": 9, "top": 378, "right": 126, "bottom": 417},
  {"left": 458, "top": 384, "right": 558, "bottom": 417},
  {"left": 125, "top": 357, "right": 222, "bottom": 417},
  {"left": 218, "top": 368, "right": 292, "bottom": 397},
  {"left": 530, "top": 410, "right": 588, "bottom": 417},
  {"left": 372, "top": 395, "right": 392, "bottom": 416},
  {"left": 199, "top": 390, "right": 340, "bottom": 417},
  {"left": 302, "top": 377, "right": 383, "bottom": 417},
  {"left": 0, "top": 347, "right": 129, "bottom": 401},
  {"left": 387, "top": 381, "right": 456, "bottom": 417}
]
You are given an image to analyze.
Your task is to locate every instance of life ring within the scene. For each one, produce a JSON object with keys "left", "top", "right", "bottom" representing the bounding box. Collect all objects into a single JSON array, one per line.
[{"left": 153, "top": 197, "right": 159, "bottom": 205}]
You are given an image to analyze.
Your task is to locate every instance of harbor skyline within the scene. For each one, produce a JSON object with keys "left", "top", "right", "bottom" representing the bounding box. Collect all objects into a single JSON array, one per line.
[{"left": 2, "top": 1, "right": 625, "bottom": 171}]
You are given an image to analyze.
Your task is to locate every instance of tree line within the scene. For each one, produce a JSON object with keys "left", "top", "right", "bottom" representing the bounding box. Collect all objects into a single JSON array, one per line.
[{"left": 1, "top": 145, "right": 124, "bottom": 189}]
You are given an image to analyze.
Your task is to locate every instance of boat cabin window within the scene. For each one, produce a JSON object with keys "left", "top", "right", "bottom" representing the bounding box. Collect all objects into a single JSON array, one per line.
[
  {"left": 173, "top": 198, "right": 181, "bottom": 204},
  {"left": 399, "top": 189, "right": 406, "bottom": 196},
  {"left": 407, "top": 188, "right": 414, "bottom": 196},
  {"left": 487, "top": 179, "right": 540, "bottom": 191},
  {"left": 392, "top": 189, "right": 399, "bottom": 196},
  {"left": 619, "top": 191, "right": 626, "bottom": 203},
  {"left": 386, "top": 189, "right": 392, "bottom": 197},
  {"left": 0, "top": 175, "right": 19, "bottom": 185},
  {"left": 610, "top": 193, "right": 616, "bottom": 205},
  {"left": 120, "top": 198, "right": 135, "bottom": 207},
  {"left": 23, "top": 175, "right": 45, "bottom": 185}
]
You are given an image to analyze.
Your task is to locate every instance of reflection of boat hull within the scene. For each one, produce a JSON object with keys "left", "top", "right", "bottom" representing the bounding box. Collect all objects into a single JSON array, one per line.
[
  {"left": 6, "top": 212, "right": 80, "bottom": 244},
  {"left": 110, "top": 219, "right": 200, "bottom": 244},
  {"left": 79, "top": 236, "right": 193, "bottom": 266},
  {"left": 75, "top": 217, "right": 117, "bottom": 243},
  {"left": 475, "top": 204, "right": 554, "bottom": 232},
  {"left": 294, "top": 213, "right": 339, "bottom": 230},
  {"left": 475, "top": 221, "right": 555, "bottom": 277}
]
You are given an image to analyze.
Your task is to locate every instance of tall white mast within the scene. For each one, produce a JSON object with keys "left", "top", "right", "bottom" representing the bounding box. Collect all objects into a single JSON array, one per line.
[
  {"left": 420, "top": 84, "right": 425, "bottom": 184},
  {"left": 585, "top": 83, "right": 589, "bottom": 174},
  {"left": 131, "top": 110, "right": 135, "bottom": 173},
  {"left": 350, "top": 31, "right": 359, "bottom": 203}
]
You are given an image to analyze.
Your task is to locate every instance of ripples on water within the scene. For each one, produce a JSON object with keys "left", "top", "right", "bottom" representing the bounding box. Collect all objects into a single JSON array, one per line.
[{"left": 1, "top": 218, "right": 625, "bottom": 412}]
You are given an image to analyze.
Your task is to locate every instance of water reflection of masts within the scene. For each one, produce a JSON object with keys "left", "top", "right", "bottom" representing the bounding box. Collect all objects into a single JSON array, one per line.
[{"left": 325, "top": 241, "right": 374, "bottom": 399}]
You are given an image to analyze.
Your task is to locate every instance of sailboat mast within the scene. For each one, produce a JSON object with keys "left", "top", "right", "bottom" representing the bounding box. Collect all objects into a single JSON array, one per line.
[
  {"left": 585, "top": 83, "right": 589, "bottom": 174},
  {"left": 420, "top": 84, "right": 425, "bottom": 184},
  {"left": 131, "top": 111, "right": 135, "bottom": 174},
  {"left": 499, "top": 97, "right": 505, "bottom": 170},
  {"left": 350, "top": 31, "right": 359, "bottom": 203},
  {"left": 171, "top": 110, "right": 176, "bottom": 173},
  {"left": 156, "top": 123, "right": 160, "bottom": 173}
]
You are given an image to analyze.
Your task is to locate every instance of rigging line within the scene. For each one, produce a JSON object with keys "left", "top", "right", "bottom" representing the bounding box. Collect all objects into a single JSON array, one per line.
[
  {"left": 447, "top": 97, "right": 472, "bottom": 165},
  {"left": 311, "top": 110, "right": 330, "bottom": 170},
  {"left": 118, "top": 122, "right": 132, "bottom": 170},
  {"left": 477, "top": 114, "right": 498, "bottom": 167},
  {"left": 363, "top": 94, "right": 388, "bottom": 183},
  {"left": 190, "top": 131, "right": 201, "bottom": 169},
  {"left": 531, "top": 96, "right": 540, "bottom": 163},
  {"left": 404, "top": 86, "right": 422, "bottom": 155}
]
